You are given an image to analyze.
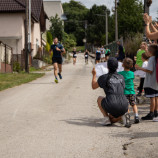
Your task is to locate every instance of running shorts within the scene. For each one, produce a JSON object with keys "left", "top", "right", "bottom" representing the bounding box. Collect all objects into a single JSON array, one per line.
[{"left": 52, "top": 57, "right": 62, "bottom": 64}]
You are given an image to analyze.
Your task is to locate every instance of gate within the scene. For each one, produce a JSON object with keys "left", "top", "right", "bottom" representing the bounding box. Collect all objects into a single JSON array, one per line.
[{"left": 0, "top": 41, "right": 13, "bottom": 73}]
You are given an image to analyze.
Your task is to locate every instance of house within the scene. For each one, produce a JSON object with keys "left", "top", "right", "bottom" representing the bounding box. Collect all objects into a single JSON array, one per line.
[
  {"left": 43, "top": 0, "right": 64, "bottom": 30},
  {"left": 0, "top": 0, "right": 48, "bottom": 60}
]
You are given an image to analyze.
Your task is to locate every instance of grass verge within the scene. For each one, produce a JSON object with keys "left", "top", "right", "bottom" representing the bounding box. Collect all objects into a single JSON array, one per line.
[{"left": 0, "top": 73, "right": 45, "bottom": 91}]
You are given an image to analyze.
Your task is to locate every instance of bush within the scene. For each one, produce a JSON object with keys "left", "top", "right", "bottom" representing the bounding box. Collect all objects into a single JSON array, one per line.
[
  {"left": 13, "top": 62, "right": 21, "bottom": 72},
  {"left": 124, "top": 33, "right": 143, "bottom": 57}
]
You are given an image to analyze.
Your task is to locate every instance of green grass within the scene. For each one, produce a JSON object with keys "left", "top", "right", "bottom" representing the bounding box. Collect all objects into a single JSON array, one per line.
[
  {"left": 68, "top": 46, "right": 85, "bottom": 52},
  {"left": 0, "top": 73, "right": 45, "bottom": 91}
]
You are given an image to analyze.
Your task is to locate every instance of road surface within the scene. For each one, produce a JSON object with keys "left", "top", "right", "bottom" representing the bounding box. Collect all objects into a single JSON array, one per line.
[{"left": 0, "top": 54, "right": 158, "bottom": 158}]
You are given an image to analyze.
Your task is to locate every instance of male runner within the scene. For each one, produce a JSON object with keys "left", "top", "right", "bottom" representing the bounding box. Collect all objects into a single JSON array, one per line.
[{"left": 50, "top": 37, "right": 65, "bottom": 83}]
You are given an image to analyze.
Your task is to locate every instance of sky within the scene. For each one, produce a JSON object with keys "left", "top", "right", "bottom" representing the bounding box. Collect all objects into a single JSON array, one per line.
[{"left": 61, "top": 0, "right": 158, "bottom": 20}]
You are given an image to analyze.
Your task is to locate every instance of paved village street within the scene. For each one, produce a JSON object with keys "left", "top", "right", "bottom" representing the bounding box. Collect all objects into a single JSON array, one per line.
[{"left": 0, "top": 54, "right": 158, "bottom": 158}]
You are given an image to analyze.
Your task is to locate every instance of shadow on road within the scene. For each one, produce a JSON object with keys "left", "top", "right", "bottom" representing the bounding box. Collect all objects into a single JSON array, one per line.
[{"left": 61, "top": 117, "right": 124, "bottom": 128}]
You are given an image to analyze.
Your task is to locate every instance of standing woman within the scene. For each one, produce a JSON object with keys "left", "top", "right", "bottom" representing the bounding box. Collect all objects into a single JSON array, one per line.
[
  {"left": 96, "top": 47, "right": 101, "bottom": 64},
  {"left": 84, "top": 49, "right": 89, "bottom": 64},
  {"left": 72, "top": 48, "right": 77, "bottom": 65}
]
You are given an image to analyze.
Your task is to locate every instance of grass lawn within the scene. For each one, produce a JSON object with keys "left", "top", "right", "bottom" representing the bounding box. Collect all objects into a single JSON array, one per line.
[
  {"left": 0, "top": 73, "right": 45, "bottom": 91},
  {"left": 68, "top": 46, "right": 85, "bottom": 52}
]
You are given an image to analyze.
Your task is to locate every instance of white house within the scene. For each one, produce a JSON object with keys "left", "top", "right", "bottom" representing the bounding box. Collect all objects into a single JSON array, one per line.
[{"left": 0, "top": 0, "right": 48, "bottom": 58}]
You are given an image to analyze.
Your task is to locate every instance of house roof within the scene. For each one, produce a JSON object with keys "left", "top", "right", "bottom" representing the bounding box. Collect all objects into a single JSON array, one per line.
[{"left": 0, "top": 0, "right": 47, "bottom": 22}]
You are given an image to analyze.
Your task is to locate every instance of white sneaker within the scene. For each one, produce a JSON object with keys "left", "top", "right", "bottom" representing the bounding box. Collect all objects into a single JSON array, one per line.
[
  {"left": 121, "top": 113, "right": 131, "bottom": 128},
  {"left": 153, "top": 117, "right": 158, "bottom": 122},
  {"left": 98, "top": 117, "right": 111, "bottom": 126}
]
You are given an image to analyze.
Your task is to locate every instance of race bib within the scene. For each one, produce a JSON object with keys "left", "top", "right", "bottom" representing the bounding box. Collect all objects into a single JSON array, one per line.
[{"left": 85, "top": 55, "right": 88, "bottom": 57}]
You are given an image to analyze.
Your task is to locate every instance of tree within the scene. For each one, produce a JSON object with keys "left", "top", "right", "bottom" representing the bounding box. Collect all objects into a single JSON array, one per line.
[
  {"left": 63, "top": 0, "right": 88, "bottom": 45},
  {"left": 47, "top": 31, "right": 53, "bottom": 46},
  {"left": 49, "top": 14, "right": 63, "bottom": 41},
  {"left": 117, "top": 0, "right": 144, "bottom": 38},
  {"left": 86, "top": 5, "right": 112, "bottom": 45}
]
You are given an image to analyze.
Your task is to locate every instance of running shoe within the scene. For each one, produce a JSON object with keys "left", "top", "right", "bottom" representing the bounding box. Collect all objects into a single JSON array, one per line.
[
  {"left": 153, "top": 117, "right": 158, "bottom": 122},
  {"left": 55, "top": 78, "right": 58, "bottom": 83},
  {"left": 134, "top": 116, "right": 140, "bottom": 124},
  {"left": 58, "top": 73, "right": 62, "bottom": 79},
  {"left": 98, "top": 117, "right": 111, "bottom": 126},
  {"left": 141, "top": 112, "right": 154, "bottom": 120},
  {"left": 122, "top": 113, "right": 131, "bottom": 128}
]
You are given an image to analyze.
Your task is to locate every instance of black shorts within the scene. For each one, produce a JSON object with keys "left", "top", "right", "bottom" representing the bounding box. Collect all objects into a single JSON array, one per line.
[
  {"left": 96, "top": 57, "right": 100, "bottom": 61},
  {"left": 52, "top": 57, "right": 62, "bottom": 64},
  {"left": 144, "top": 88, "right": 158, "bottom": 98},
  {"left": 101, "top": 95, "right": 128, "bottom": 118},
  {"left": 126, "top": 94, "right": 136, "bottom": 106}
]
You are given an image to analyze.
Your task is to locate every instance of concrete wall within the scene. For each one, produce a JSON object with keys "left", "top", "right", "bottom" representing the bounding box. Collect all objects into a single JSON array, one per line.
[
  {"left": 0, "top": 13, "right": 25, "bottom": 54},
  {"left": 43, "top": 0, "right": 64, "bottom": 30}
]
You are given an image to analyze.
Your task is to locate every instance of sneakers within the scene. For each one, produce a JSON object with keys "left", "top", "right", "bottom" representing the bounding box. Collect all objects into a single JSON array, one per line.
[
  {"left": 134, "top": 116, "right": 140, "bottom": 124},
  {"left": 122, "top": 113, "right": 131, "bottom": 128},
  {"left": 141, "top": 112, "right": 154, "bottom": 120},
  {"left": 54, "top": 78, "right": 58, "bottom": 83},
  {"left": 98, "top": 117, "right": 111, "bottom": 126},
  {"left": 58, "top": 73, "right": 62, "bottom": 79},
  {"left": 153, "top": 117, "right": 158, "bottom": 122}
]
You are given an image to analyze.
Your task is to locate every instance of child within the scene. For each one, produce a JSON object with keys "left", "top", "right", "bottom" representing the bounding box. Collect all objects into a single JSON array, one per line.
[
  {"left": 136, "top": 53, "right": 149, "bottom": 96},
  {"left": 134, "top": 42, "right": 148, "bottom": 95},
  {"left": 135, "top": 44, "right": 158, "bottom": 121},
  {"left": 92, "top": 57, "right": 130, "bottom": 128},
  {"left": 119, "top": 58, "right": 140, "bottom": 123}
]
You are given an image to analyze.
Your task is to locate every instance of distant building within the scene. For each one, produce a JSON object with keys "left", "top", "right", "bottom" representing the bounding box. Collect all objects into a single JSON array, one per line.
[{"left": 43, "top": 0, "right": 64, "bottom": 30}]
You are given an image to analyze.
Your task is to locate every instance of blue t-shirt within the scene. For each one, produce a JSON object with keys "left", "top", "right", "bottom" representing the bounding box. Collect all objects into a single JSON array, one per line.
[
  {"left": 96, "top": 51, "right": 101, "bottom": 57},
  {"left": 51, "top": 43, "right": 64, "bottom": 58}
]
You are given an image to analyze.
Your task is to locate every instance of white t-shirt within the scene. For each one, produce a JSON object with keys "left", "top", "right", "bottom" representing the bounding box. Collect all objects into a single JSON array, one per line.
[{"left": 134, "top": 61, "right": 148, "bottom": 78}]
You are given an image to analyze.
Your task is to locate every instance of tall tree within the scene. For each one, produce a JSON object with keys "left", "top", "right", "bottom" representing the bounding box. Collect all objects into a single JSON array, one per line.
[
  {"left": 49, "top": 14, "right": 63, "bottom": 41},
  {"left": 63, "top": 0, "right": 88, "bottom": 45},
  {"left": 117, "top": 0, "right": 144, "bottom": 37}
]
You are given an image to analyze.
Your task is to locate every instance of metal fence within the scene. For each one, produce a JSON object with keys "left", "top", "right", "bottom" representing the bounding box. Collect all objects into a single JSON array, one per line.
[{"left": 0, "top": 41, "right": 13, "bottom": 73}]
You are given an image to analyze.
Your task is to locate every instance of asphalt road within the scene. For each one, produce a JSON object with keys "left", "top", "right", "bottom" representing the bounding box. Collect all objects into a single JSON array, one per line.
[{"left": 0, "top": 54, "right": 157, "bottom": 158}]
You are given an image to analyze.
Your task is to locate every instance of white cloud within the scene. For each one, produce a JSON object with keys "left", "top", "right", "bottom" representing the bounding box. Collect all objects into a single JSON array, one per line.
[{"left": 61, "top": 0, "right": 158, "bottom": 19}]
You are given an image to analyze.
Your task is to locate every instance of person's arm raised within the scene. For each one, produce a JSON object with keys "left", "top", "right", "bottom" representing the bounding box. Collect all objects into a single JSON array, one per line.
[
  {"left": 144, "top": 14, "right": 158, "bottom": 40},
  {"left": 92, "top": 68, "right": 99, "bottom": 89}
]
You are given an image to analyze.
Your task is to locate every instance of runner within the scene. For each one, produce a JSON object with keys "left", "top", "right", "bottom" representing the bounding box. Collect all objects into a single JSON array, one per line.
[
  {"left": 72, "top": 48, "right": 77, "bottom": 65},
  {"left": 100, "top": 46, "right": 105, "bottom": 62},
  {"left": 105, "top": 47, "right": 111, "bottom": 61},
  {"left": 96, "top": 47, "right": 101, "bottom": 64},
  {"left": 50, "top": 37, "right": 65, "bottom": 83},
  {"left": 84, "top": 49, "right": 89, "bottom": 64}
]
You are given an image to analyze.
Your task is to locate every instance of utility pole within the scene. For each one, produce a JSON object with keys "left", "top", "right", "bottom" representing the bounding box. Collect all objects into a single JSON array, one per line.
[
  {"left": 28, "top": 0, "right": 31, "bottom": 52},
  {"left": 25, "top": 0, "right": 29, "bottom": 73},
  {"left": 105, "top": 10, "right": 108, "bottom": 45},
  {"left": 115, "top": 0, "right": 118, "bottom": 41}
]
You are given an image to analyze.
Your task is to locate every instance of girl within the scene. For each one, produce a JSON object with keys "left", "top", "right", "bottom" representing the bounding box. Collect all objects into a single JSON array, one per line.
[
  {"left": 95, "top": 48, "right": 101, "bottom": 64},
  {"left": 72, "top": 48, "right": 77, "bottom": 65},
  {"left": 92, "top": 57, "right": 130, "bottom": 127},
  {"left": 84, "top": 49, "right": 89, "bottom": 64},
  {"left": 136, "top": 53, "right": 149, "bottom": 96},
  {"left": 135, "top": 44, "right": 158, "bottom": 121}
]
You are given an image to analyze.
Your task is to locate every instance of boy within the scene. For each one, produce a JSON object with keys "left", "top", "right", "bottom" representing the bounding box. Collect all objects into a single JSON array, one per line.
[{"left": 119, "top": 58, "right": 140, "bottom": 123}]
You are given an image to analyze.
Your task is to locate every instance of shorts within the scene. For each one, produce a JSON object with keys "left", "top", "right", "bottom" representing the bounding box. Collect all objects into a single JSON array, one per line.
[
  {"left": 105, "top": 52, "right": 110, "bottom": 56},
  {"left": 73, "top": 56, "right": 77, "bottom": 58},
  {"left": 144, "top": 88, "right": 158, "bottom": 98},
  {"left": 96, "top": 57, "right": 101, "bottom": 61},
  {"left": 101, "top": 95, "right": 128, "bottom": 118},
  {"left": 52, "top": 57, "right": 62, "bottom": 64},
  {"left": 101, "top": 54, "right": 105, "bottom": 58},
  {"left": 126, "top": 94, "right": 136, "bottom": 106}
]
